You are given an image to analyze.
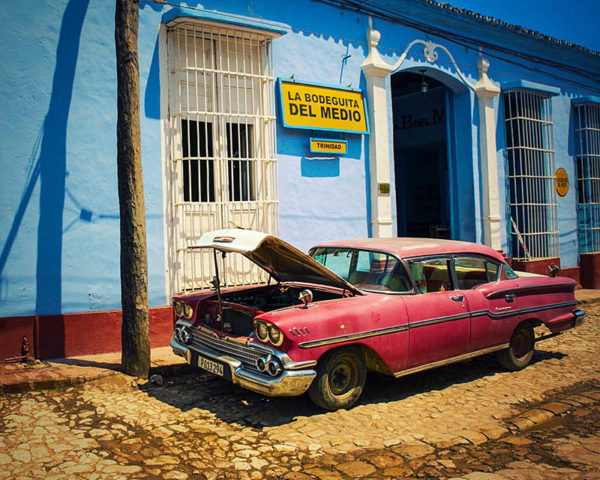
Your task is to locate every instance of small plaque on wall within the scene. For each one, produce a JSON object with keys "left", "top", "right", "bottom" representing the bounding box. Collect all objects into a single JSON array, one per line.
[
  {"left": 378, "top": 183, "right": 390, "bottom": 195},
  {"left": 309, "top": 138, "right": 347, "bottom": 154},
  {"left": 555, "top": 168, "right": 569, "bottom": 197}
]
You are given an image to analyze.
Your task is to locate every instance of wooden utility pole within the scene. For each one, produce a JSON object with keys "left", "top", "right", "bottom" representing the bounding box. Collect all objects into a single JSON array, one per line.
[{"left": 115, "top": 0, "right": 150, "bottom": 377}]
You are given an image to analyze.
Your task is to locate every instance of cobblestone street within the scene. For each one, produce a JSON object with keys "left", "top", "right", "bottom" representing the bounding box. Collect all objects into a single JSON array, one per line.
[{"left": 1, "top": 303, "right": 599, "bottom": 479}]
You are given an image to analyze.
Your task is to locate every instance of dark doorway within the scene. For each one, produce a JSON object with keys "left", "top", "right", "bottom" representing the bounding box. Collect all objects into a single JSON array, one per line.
[{"left": 392, "top": 71, "right": 450, "bottom": 239}]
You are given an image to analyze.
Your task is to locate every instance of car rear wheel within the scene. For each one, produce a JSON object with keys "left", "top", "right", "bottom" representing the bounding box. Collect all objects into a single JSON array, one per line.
[
  {"left": 308, "top": 347, "right": 366, "bottom": 411},
  {"left": 497, "top": 323, "right": 534, "bottom": 371}
]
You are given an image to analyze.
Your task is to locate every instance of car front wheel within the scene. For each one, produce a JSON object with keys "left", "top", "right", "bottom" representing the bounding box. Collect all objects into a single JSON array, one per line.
[
  {"left": 308, "top": 347, "right": 366, "bottom": 411},
  {"left": 497, "top": 323, "right": 534, "bottom": 371}
]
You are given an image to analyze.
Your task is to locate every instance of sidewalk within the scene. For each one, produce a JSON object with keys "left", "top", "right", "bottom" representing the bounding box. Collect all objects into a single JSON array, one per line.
[
  {"left": 0, "top": 346, "right": 189, "bottom": 394},
  {"left": 2, "top": 290, "right": 599, "bottom": 394}
]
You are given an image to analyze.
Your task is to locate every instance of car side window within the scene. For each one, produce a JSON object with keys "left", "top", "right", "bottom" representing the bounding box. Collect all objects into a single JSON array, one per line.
[
  {"left": 408, "top": 258, "right": 452, "bottom": 293},
  {"left": 503, "top": 262, "right": 519, "bottom": 280},
  {"left": 454, "top": 256, "right": 500, "bottom": 289},
  {"left": 311, "top": 248, "right": 412, "bottom": 293},
  {"left": 353, "top": 251, "right": 412, "bottom": 292}
]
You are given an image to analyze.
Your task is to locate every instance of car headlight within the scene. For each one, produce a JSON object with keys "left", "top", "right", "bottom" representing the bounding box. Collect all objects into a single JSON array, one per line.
[
  {"left": 267, "top": 357, "right": 283, "bottom": 376},
  {"left": 174, "top": 299, "right": 183, "bottom": 317},
  {"left": 180, "top": 326, "right": 192, "bottom": 344},
  {"left": 255, "top": 322, "right": 269, "bottom": 342},
  {"left": 183, "top": 303, "right": 193, "bottom": 319},
  {"left": 268, "top": 325, "right": 284, "bottom": 346}
]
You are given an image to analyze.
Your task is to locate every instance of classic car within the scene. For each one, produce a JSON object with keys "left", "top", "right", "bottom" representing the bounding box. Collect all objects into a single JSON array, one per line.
[{"left": 170, "top": 229, "right": 585, "bottom": 410}]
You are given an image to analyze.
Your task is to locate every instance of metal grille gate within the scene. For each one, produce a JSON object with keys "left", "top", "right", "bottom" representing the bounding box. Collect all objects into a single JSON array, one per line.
[
  {"left": 504, "top": 90, "right": 559, "bottom": 261},
  {"left": 166, "top": 21, "right": 279, "bottom": 295},
  {"left": 574, "top": 103, "right": 600, "bottom": 253}
]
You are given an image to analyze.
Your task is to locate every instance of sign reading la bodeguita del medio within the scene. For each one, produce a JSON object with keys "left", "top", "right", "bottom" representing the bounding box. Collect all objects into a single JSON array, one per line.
[{"left": 278, "top": 79, "right": 369, "bottom": 134}]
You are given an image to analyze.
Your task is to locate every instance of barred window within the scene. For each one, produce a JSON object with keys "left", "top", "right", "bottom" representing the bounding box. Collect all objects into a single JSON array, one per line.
[
  {"left": 166, "top": 21, "right": 279, "bottom": 294},
  {"left": 504, "top": 90, "right": 558, "bottom": 261},
  {"left": 574, "top": 103, "right": 600, "bottom": 253}
]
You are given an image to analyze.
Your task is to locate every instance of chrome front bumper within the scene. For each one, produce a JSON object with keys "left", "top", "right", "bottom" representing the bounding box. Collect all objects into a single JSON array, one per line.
[
  {"left": 574, "top": 309, "right": 586, "bottom": 327},
  {"left": 170, "top": 335, "right": 316, "bottom": 397}
]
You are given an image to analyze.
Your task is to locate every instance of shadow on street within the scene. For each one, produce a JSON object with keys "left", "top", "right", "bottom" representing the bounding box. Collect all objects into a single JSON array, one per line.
[{"left": 138, "top": 348, "right": 567, "bottom": 428}]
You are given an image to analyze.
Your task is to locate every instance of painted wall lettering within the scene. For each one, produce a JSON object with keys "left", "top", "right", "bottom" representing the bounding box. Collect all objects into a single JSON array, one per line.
[{"left": 399, "top": 108, "right": 445, "bottom": 130}]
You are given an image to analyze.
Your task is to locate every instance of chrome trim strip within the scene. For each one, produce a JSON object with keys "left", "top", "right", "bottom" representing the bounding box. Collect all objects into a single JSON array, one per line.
[
  {"left": 285, "top": 360, "right": 318, "bottom": 370},
  {"left": 489, "top": 300, "right": 577, "bottom": 319},
  {"left": 298, "top": 313, "right": 469, "bottom": 349},
  {"left": 470, "top": 300, "right": 577, "bottom": 319},
  {"left": 298, "top": 300, "right": 578, "bottom": 350},
  {"left": 298, "top": 324, "right": 409, "bottom": 349},
  {"left": 393, "top": 343, "right": 510, "bottom": 378},
  {"left": 485, "top": 282, "right": 576, "bottom": 299},
  {"left": 409, "top": 313, "right": 470, "bottom": 329}
]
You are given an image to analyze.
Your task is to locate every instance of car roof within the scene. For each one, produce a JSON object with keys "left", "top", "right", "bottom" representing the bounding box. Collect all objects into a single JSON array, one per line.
[{"left": 310, "top": 237, "right": 506, "bottom": 262}]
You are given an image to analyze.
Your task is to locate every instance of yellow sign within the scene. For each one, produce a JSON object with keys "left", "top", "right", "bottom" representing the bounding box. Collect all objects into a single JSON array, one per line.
[
  {"left": 279, "top": 80, "right": 369, "bottom": 134},
  {"left": 555, "top": 168, "right": 569, "bottom": 197},
  {"left": 309, "top": 138, "right": 347, "bottom": 154}
]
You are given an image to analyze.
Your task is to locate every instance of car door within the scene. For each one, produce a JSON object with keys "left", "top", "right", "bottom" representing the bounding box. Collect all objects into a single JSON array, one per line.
[
  {"left": 404, "top": 256, "right": 470, "bottom": 368},
  {"left": 455, "top": 255, "right": 521, "bottom": 352}
]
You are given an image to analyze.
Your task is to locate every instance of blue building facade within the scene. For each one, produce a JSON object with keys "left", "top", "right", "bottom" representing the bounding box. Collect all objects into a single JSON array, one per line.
[{"left": 1, "top": 0, "right": 599, "bottom": 357}]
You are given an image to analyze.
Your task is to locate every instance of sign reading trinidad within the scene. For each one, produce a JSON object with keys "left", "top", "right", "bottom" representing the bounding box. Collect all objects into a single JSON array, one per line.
[{"left": 279, "top": 79, "right": 369, "bottom": 134}]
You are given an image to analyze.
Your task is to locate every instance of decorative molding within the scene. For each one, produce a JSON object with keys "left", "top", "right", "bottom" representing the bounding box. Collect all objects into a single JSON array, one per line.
[
  {"left": 390, "top": 39, "right": 476, "bottom": 92},
  {"left": 361, "top": 18, "right": 503, "bottom": 248}
]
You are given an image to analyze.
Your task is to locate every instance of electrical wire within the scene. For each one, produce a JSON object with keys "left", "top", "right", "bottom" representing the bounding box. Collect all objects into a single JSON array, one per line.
[
  {"left": 142, "top": 0, "right": 600, "bottom": 94},
  {"left": 332, "top": 0, "right": 600, "bottom": 90}
]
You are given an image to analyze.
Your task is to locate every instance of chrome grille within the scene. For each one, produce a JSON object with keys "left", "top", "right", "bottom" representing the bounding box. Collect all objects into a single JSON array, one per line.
[{"left": 190, "top": 327, "right": 263, "bottom": 369}]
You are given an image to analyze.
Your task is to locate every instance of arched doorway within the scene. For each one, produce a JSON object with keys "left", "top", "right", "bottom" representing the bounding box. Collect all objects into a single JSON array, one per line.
[{"left": 391, "top": 69, "right": 474, "bottom": 241}]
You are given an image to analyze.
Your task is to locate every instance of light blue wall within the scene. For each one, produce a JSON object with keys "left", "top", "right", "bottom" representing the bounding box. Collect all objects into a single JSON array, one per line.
[
  {"left": 0, "top": 0, "right": 166, "bottom": 317},
  {"left": 1, "top": 0, "right": 597, "bottom": 318}
]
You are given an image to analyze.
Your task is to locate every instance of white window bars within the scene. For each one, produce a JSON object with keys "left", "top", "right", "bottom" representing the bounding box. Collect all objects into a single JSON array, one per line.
[
  {"left": 574, "top": 103, "right": 600, "bottom": 254},
  {"left": 166, "top": 22, "right": 279, "bottom": 294},
  {"left": 504, "top": 90, "right": 559, "bottom": 261}
]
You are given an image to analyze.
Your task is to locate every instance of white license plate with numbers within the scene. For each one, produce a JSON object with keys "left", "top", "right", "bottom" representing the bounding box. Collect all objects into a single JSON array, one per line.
[{"left": 198, "top": 356, "right": 224, "bottom": 377}]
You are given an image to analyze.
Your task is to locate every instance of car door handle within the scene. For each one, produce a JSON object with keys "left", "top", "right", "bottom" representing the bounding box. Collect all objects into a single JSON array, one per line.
[
  {"left": 504, "top": 293, "right": 516, "bottom": 303},
  {"left": 451, "top": 295, "right": 464, "bottom": 302}
]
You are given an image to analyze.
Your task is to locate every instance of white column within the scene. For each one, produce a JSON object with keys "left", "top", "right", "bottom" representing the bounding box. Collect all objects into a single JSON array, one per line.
[
  {"left": 360, "top": 22, "right": 502, "bottom": 246},
  {"left": 474, "top": 54, "right": 502, "bottom": 250},
  {"left": 361, "top": 22, "right": 394, "bottom": 238}
]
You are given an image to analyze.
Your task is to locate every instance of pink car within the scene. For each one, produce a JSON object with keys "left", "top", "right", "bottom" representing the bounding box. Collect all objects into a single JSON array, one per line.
[{"left": 171, "top": 229, "right": 585, "bottom": 410}]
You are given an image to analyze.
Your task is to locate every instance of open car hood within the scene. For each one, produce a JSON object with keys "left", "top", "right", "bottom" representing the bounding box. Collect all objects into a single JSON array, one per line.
[{"left": 190, "top": 229, "right": 362, "bottom": 295}]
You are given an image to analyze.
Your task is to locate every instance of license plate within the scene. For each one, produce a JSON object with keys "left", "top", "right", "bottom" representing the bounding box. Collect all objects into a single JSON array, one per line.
[{"left": 198, "top": 356, "right": 224, "bottom": 377}]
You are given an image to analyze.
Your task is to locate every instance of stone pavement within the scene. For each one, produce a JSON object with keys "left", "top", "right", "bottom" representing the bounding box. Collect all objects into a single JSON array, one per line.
[{"left": 0, "top": 296, "right": 598, "bottom": 479}]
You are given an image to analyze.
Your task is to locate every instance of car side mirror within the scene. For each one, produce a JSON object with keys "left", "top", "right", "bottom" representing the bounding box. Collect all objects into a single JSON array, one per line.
[
  {"left": 548, "top": 265, "right": 560, "bottom": 278},
  {"left": 299, "top": 289, "right": 313, "bottom": 308}
]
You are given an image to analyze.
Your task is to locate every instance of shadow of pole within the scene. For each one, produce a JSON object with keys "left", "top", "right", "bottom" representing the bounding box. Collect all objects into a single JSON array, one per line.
[
  {"left": 35, "top": 0, "right": 90, "bottom": 317},
  {"left": 0, "top": 129, "right": 42, "bottom": 279}
]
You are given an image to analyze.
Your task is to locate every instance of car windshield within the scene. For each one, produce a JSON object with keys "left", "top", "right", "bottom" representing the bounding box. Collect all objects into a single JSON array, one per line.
[{"left": 310, "top": 247, "right": 413, "bottom": 293}]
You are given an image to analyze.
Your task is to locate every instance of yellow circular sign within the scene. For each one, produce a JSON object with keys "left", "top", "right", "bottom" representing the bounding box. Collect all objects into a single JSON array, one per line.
[{"left": 555, "top": 168, "right": 569, "bottom": 197}]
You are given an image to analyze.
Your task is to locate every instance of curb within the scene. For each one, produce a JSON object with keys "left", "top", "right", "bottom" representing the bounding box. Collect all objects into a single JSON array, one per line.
[
  {"left": 576, "top": 294, "right": 600, "bottom": 306},
  {"left": 0, "top": 361, "right": 195, "bottom": 395},
  {"left": 422, "top": 383, "right": 600, "bottom": 449},
  {"left": 506, "top": 388, "right": 599, "bottom": 433},
  {"left": 0, "top": 370, "right": 119, "bottom": 395}
]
